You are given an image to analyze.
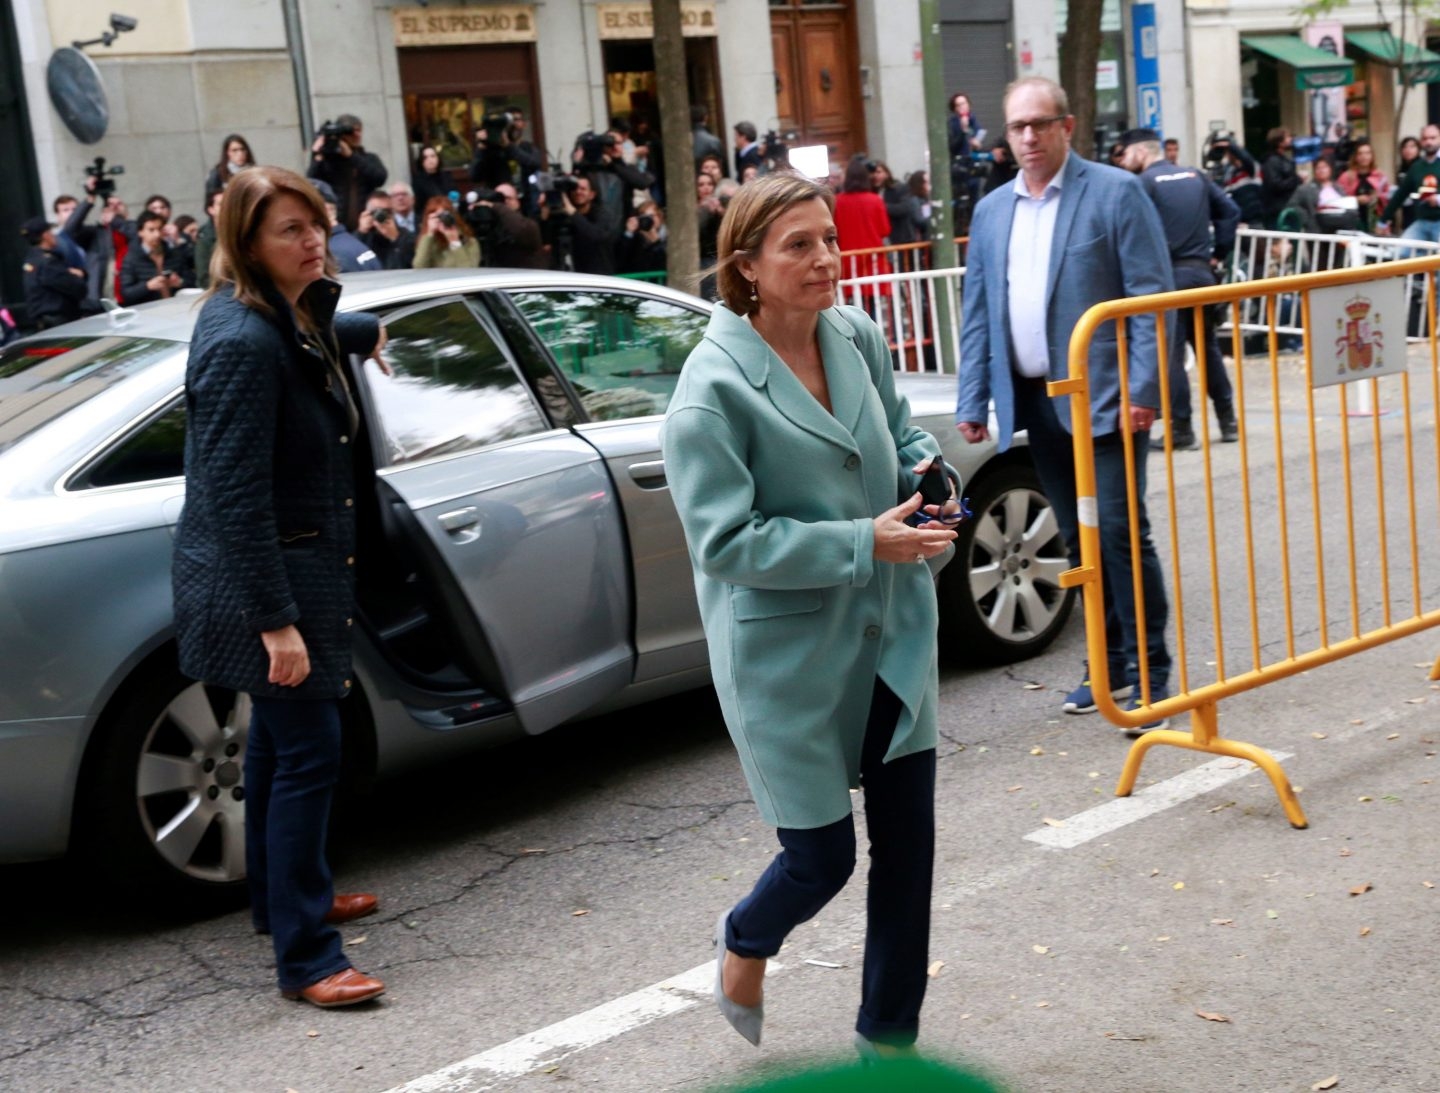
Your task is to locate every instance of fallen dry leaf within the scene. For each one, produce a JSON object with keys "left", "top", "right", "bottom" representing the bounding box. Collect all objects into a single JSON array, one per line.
[
  {"left": 1207, "top": 801, "right": 1235, "bottom": 813},
  {"left": 1104, "top": 1032, "right": 1148, "bottom": 1041},
  {"left": 804, "top": 959, "right": 843, "bottom": 969},
  {"left": 1312, "top": 1077, "right": 1339, "bottom": 1091},
  {"left": 1023, "top": 682, "right": 1044, "bottom": 690},
  {"left": 1211, "top": 918, "right": 1235, "bottom": 926},
  {"left": 1339, "top": 848, "right": 1353, "bottom": 857},
  {"left": 1042, "top": 817, "right": 1065, "bottom": 828},
  {"left": 1388, "top": 733, "right": 1401, "bottom": 741},
  {"left": 1424, "top": 881, "right": 1435, "bottom": 889},
  {"left": 1173, "top": 881, "right": 1186, "bottom": 890},
  {"left": 1358, "top": 796, "right": 1373, "bottom": 803},
  {"left": 306, "top": 1030, "right": 319, "bottom": 1038},
  {"left": 1407, "top": 697, "right": 1427, "bottom": 705},
  {"left": 1035, "top": 1000, "right": 1050, "bottom": 1008},
  {"left": 1150, "top": 868, "right": 1160, "bottom": 877},
  {"left": 345, "top": 934, "right": 367, "bottom": 946},
  {"left": 927, "top": 960, "right": 945, "bottom": 978},
  {"left": 1266, "top": 909, "right": 1279, "bottom": 919},
  {"left": 1154, "top": 935, "right": 1172, "bottom": 942},
  {"left": 1349, "top": 883, "right": 1372, "bottom": 897},
  {"left": 1032, "top": 945, "right": 1050, "bottom": 955},
  {"left": 521, "top": 847, "right": 547, "bottom": 855},
  {"left": 1007, "top": 785, "right": 1023, "bottom": 792},
  {"left": 1030, "top": 746, "right": 1046, "bottom": 756},
  {"left": 1312, "top": 732, "right": 1328, "bottom": 740},
  {"left": 1359, "top": 926, "right": 1372, "bottom": 937},
  {"left": 1195, "top": 1009, "right": 1231, "bottom": 1023},
  {"left": 572, "top": 908, "right": 591, "bottom": 916}
]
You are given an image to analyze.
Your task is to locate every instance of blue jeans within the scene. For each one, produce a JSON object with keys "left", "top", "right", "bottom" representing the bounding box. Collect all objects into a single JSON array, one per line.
[
  {"left": 247, "top": 695, "right": 350, "bottom": 993},
  {"left": 1015, "top": 376, "right": 1171, "bottom": 692},
  {"left": 725, "top": 680, "right": 936, "bottom": 1046},
  {"left": 1400, "top": 216, "right": 1440, "bottom": 259}
]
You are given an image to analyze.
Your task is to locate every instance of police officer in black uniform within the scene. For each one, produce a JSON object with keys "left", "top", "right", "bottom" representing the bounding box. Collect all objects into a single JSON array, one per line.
[
  {"left": 20, "top": 216, "right": 89, "bottom": 331},
  {"left": 1120, "top": 128, "right": 1241, "bottom": 449}
]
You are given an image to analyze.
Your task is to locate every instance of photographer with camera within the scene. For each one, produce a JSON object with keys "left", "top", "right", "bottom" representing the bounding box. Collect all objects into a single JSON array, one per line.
[
  {"left": 556, "top": 174, "right": 619, "bottom": 275},
  {"left": 307, "top": 113, "right": 388, "bottom": 232},
  {"left": 471, "top": 108, "right": 544, "bottom": 211},
  {"left": 415, "top": 196, "right": 480, "bottom": 268},
  {"left": 569, "top": 130, "right": 654, "bottom": 231},
  {"left": 1203, "top": 130, "right": 1264, "bottom": 228},
  {"left": 357, "top": 189, "right": 416, "bottom": 270},
  {"left": 476, "top": 183, "right": 545, "bottom": 269},
  {"left": 620, "top": 201, "right": 667, "bottom": 275}
]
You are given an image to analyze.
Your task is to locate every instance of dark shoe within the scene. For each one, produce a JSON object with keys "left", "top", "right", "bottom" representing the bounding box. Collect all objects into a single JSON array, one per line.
[
  {"left": 1062, "top": 667, "right": 1132, "bottom": 715},
  {"left": 1217, "top": 410, "right": 1239, "bottom": 443},
  {"left": 1168, "top": 420, "right": 1198, "bottom": 450},
  {"left": 281, "top": 968, "right": 385, "bottom": 1008},
  {"left": 1121, "top": 689, "right": 1171, "bottom": 736},
  {"left": 324, "top": 892, "right": 378, "bottom": 925}
]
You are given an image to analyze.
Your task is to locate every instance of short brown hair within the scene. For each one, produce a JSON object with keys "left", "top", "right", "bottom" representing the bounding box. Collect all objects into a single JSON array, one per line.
[
  {"left": 716, "top": 172, "right": 834, "bottom": 317},
  {"left": 1003, "top": 76, "right": 1070, "bottom": 118},
  {"left": 204, "top": 165, "right": 336, "bottom": 324}
]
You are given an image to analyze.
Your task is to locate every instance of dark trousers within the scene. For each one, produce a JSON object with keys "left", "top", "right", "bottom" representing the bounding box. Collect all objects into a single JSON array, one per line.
[
  {"left": 725, "top": 680, "right": 936, "bottom": 1045},
  {"left": 246, "top": 695, "right": 350, "bottom": 992},
  {"left": 1167, "top": 261, "right": 1235, "bottom": 425},
  {"left": 1015, "top": 376, "right": 1171, "bottom": 691}
]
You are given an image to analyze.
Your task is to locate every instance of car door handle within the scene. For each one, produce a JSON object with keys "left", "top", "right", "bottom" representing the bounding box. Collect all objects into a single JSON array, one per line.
[
  {"left": 438, "top": 507, "right": 479, "bottom": 532},
  {"left": 628, "top": 460, "right": 667, "bottom": 490}
]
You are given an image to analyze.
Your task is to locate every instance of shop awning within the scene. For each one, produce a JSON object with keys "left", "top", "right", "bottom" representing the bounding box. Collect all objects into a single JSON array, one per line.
[
  {"left": 1241, "top": 34, "right": 1356, "bottom": 90},
  {"left": 1346, "top": 29, "right": 1440, "bottom": 84}
]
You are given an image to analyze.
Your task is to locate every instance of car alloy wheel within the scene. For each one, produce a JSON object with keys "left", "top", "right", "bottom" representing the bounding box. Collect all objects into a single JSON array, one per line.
[
  {"left": 133, "top": 682, "right": 251, "bottom": 884},
  {"left": 939, "top": 463, "right": 1075, "bottom": 664}
]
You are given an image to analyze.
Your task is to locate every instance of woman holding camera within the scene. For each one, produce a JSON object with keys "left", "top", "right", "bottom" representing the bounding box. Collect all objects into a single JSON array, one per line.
[
  {"left": 413, "top": 195, "right": 480, "bottom": 268},
  {"left": 173, "top": 165, "right": 388, "bottom": 1008},
  {"left": 661, "top": 172, "right": 957, "bottom": 1059}
]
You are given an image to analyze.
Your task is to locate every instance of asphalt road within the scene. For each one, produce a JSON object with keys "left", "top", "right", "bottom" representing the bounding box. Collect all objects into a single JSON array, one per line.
[{"left": 5, "top": 352, "right": 1440, "bottom": 1093}]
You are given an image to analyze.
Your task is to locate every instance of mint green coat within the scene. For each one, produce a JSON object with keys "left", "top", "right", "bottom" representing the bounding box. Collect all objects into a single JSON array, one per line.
[{"left": 660, "top": 304, "right": 942, "bottom": 829}]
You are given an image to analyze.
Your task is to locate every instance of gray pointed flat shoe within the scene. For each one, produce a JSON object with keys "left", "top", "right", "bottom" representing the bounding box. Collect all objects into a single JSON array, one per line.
[{"left": 713, "top": 910, "right": 763, "bottom": 1046}]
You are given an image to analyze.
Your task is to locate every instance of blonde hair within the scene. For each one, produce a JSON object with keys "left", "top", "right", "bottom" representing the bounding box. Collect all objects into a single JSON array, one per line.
[
  {"left": 716, "top": 172, "right": 834, "bottom": 317},
  {"left": 204, "top": 165, "right": 337, "bottom": 324}
]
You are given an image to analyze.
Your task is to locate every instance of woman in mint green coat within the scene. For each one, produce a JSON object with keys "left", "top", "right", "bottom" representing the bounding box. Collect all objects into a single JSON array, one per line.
[{"left": 661, "top": 173, "right": 958, "bottom": 1057}]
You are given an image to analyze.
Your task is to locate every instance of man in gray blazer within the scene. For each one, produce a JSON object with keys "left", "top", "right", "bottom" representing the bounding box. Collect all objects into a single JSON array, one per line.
[{"left": 955, "top": 76, "right": 1175, "bottom": 732}]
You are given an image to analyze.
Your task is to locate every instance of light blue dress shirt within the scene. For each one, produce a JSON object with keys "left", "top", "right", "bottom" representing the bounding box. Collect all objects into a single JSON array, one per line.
[{"left": 1006, "top": 162, "right": 1066, "bottom": 379}]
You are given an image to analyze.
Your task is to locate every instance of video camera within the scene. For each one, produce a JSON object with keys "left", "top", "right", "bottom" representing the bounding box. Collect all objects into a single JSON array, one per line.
[
  {"left": 84, "top": 156, "right": 124, "bottom": 201},
  {"left": 1203, "top": 129, "right": 1235, "bottom": 183},
  {"left": 317, "top": 118, "right": 356, "bottom": 157},
  {"left": 479, "top": 113, "right": 516, "bottom": 146},
  {"left": 575, "top": 130, "right": 615, "bottom": 170},
  {"left": 762, "top": 129, "right": 797, "bottom": 169}
]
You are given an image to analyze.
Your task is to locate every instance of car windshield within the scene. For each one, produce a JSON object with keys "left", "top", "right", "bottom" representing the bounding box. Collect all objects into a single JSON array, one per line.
[{"left": 0, "top": 337, "right": 179, "bottom": 455}]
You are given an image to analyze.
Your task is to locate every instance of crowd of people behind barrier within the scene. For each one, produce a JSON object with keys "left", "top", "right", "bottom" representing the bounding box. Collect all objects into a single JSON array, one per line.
[{"left": 16, "top": 95, "right": 1440, "bottom": 338}]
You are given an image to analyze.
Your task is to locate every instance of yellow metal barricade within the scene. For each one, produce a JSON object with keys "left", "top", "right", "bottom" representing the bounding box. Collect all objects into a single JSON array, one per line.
[{"left": 1058, "top": 255, "right": 1440, "bottom": 828}]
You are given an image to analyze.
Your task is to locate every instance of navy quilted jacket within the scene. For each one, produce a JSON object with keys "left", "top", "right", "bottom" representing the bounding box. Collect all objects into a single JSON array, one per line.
[{"left": 173, "top": 279, "right": 380, "bottom": 700}]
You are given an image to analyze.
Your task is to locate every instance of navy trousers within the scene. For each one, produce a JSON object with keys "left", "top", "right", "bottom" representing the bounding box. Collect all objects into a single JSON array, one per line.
[
  {"left": 725, "top": 680, "right": 937, "bottom": 1045},
  {"left": 1167, "top": 261, "right": 1235, "bottom": 425},
  {"left": 1015, "top": 375, "right": 1171, "bottom": 692},
  {"left": 246, "top": 695, "right": 351, "bottom": 993}
]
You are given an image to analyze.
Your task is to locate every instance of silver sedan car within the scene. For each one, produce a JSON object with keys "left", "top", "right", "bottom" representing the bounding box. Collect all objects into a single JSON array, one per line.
[{"left": 0, "top": 269, "right": 1071, "bottom": 903}]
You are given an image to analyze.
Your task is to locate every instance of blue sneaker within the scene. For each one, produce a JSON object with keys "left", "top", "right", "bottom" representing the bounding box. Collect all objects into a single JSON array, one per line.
[
  {"left": 1121, "top": 689, "right": 1171, "bottom": 736},
  {"left": 1062, "top": 670, "right": 1132, "bottom": 715}
]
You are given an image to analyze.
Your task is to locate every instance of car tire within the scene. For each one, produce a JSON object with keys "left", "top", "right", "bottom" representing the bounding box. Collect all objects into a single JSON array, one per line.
[
  {"left": 81, "top": 665, "right": 251, "bottom": 910},
  {"left": 938, "top": 462, "right": 1075, "bottom": 665}
]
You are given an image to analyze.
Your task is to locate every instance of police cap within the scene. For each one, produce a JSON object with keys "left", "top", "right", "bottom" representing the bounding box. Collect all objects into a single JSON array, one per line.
[
  {"left": 310, "top": 179, "right": 339, "bottom": 206},
  {"left": 1117, "top": 128, "right": 1162, "bottom": 149},
  {"left": 20, "top": 216, "right": 53, "bottom": 243}
]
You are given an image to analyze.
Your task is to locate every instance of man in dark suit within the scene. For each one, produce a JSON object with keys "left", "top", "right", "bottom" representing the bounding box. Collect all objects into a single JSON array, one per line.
[
  {"left": 955, "top": 76, "right": 1175, "bottom": 733},
  {"left": 733, "top": 121, "right": 763, "bottom": 177}
]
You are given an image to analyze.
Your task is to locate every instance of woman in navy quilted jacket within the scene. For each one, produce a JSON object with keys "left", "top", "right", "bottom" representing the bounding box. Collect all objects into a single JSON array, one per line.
[{"left": 172, "top": 165, "right": 388, "bottom": 1009}]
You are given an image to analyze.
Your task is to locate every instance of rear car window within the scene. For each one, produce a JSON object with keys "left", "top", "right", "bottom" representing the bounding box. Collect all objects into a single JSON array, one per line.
[{"left": 0, "top": 337, "right": 179, "bottom": 455}]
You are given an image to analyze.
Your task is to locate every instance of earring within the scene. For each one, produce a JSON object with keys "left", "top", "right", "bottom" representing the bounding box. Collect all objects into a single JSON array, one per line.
[{"left": 749, "top": 280, "right": 759, "bottom": 303}]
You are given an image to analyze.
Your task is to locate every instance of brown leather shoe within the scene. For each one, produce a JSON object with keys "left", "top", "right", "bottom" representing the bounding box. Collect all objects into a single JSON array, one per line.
[
  {"left": 323, "top": 892, "right": 378, "bottom": 925},
  {"left": 282, "top": 968, "right": 385, "bottom": 1008}
]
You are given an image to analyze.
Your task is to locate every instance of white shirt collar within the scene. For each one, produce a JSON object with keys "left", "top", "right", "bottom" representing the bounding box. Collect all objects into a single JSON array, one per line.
[{"left": 1012, "top": 153, "right": 1069, "bottom": 200}]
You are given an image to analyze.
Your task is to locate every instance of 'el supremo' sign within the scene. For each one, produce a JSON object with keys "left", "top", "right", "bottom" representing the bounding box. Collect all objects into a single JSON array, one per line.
[
  {"left": 392, "top": 6, "right": 537, "bottom": 45},
  {"left": 1308, "top": 277, "right": 1408, "bottom": 388}
]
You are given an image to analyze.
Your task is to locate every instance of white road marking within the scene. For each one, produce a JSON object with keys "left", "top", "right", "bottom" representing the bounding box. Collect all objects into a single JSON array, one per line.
[
  {"left": 386, "top": 703, "right": 1424, "bottom": 1092},
  {"left": 1022, "top": 751, "right": 1294, "bottom": 850},
  {"left": 382, "top": 961, "right": 782, "bottom": 1093}
]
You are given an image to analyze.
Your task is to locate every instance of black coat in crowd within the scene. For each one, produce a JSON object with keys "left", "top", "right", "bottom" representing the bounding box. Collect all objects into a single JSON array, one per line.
[
  {"left": 22, "top": 244, "right": 88, "bottom": 328},
  {"left": 307, "top": 147, "right": 388, "bottom": 231},
  {"left": 1261, "top": 151, "right": 1301, "bottom": 224},
  {"left": 173, "top": 280, "right": 380, "bottom": 700},
  {"left": 119, "top": 243, "right": 187, "bottom": 305}
]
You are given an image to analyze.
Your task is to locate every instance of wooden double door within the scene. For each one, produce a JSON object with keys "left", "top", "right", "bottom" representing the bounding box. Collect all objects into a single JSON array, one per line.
[{"left": 770, "top": 0, "right": 865, "bottom": 164}]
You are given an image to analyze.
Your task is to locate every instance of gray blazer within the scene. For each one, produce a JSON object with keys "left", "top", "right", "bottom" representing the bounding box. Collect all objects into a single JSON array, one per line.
[{"left": 956, "top": 152, "right": 1175, "bottom": 448}]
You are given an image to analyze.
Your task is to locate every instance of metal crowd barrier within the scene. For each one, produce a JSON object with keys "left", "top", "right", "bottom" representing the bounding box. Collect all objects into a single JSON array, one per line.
[
  {"left": 1060, "top": 253, "right": 1440, "bottom": 828},
  {"left": 836, "top": 238, "right": 968, "bottom": 372}
]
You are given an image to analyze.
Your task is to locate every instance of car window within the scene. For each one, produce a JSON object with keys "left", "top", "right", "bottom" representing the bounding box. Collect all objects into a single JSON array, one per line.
[
  {"left": 78, "top": 402, "right": 186, "bottom": 488},
  {"left": 365, "top": 298, "right": 549, "bottom": 465},
  {"left": 0, "top": 337, "right": 180, "bottom": 455},
  {"left": 505, "top": 290, "right": 708, "bottom": 421}
]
